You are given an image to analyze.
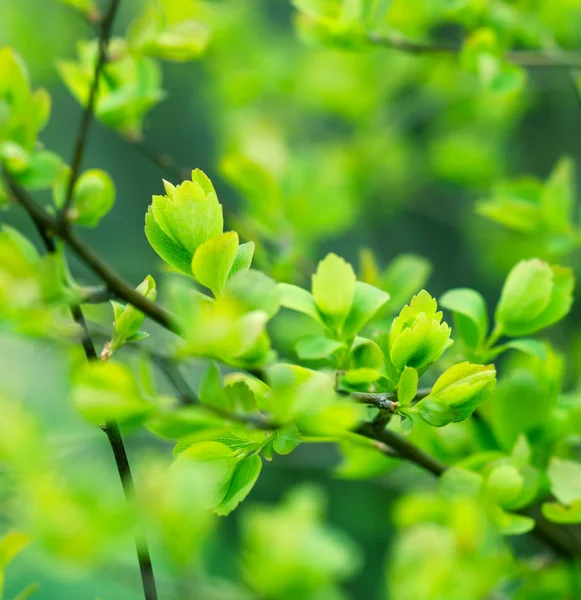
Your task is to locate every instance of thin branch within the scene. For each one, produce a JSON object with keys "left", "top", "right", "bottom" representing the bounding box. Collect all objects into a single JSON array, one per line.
[
  {"left": 61, "top": 0, "right": 121, "bottom": 221},
  {"left": 367, "top": 34, "right": 581, "bottom": 69},
  {"left": 100, "top": 422, "right": 158, "bottom": 600},
  {"left": 350, "top": 388, "right": 431, "bottom": 411},
  {"left": 130, "top": 138, "right": 191, "bottom": 182},
  {"left": 8, "top": 180, "right": 159, "bottom": 600},
  {"left": 4, "top": 173, "right": 176, "bottom": 333},
  {"left": 150, "top": 354, "right": 275, "bottom": 429},
  {"left": 357, "top": 422, "right": 446, "bottom": 476}
]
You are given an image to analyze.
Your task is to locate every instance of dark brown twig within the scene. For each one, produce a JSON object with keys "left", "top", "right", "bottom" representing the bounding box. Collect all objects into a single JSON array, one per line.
[{"left": 60, "top": 0, "right": 121, "bottom": 221}]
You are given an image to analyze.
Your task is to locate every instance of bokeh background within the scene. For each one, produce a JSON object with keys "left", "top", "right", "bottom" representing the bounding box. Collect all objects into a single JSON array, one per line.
[{"left": 2, "top": 0, "right": 581, "bottom": 598}]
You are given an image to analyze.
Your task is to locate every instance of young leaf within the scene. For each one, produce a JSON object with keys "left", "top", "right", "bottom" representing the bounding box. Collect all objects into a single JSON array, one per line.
[
  {"left": 547, "top": 458, "right": 581, "bottom": 506},
  {"left": 440, "top": 288, "right": 488, "bottom": 349},
  {"left": 192, "top": 231, "right": 239, "bottom": 296},
  {"left": 295, "top": 336, "right": 345, "bottom": 360},
  {"left": 415, "top": 362, "right": 496, "bottom": 426},
  {"left": 542, "top": 500, "right": 581, "bottom": 525},
  {"left": 485, "top": 464, "right": 524, "bottom": 508},
  {"left": 215, "top": 453, "right": 262, "bottom": 516},
  {"left": 273, "top": 423, "right": 301, "bottom": 455},
  {"left": 495, "top": 260, "right": 574, "bottom": 336},
  {"left": 381, "top": 254, "right": 432, "bottom": 313},
  {"left": 228, "top": 241, "right": 255, "bottom": 280},
  {"left": 199, "top": 362, "right": 231, "bottom": 410},
  {"left": 342, "top": 282, "right": 390, "bottom": 339},
  {"left": 312, "top": 253, "right": 356, "bottom": 326},
  {"left": 397, "top": 367, "right": 418, "bottom": 407},
  {"left": 278, "top": 283, "right": 322, "bottom": 323}
]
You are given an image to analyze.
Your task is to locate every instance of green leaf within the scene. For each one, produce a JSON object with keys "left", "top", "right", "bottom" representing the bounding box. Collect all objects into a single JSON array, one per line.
[
  {"left": 416, "top": 398, "right": 459, "bottom": 427},
  {"left": 440, "top": 288, "right": 488, "bottom": 349},
  {"left": 71, "top": 169, "right": 116, "bottom": 227},
  {"left": 492, "top": 507, "right": 535, "bottom": 535},
  {"left": 388, "top": 290, "right": 452, "bottom": 373},
  {"left": 381, "top": 254, "right": 432, "bottom": 313},
  {"left": 541, "top": 156, "right": 574, "bottom": 233},
  {"left": 0, "top": 531, "right": 31, "bottom": 569},
  {"left": 485, "top": 464, "right": 523, "bottom": 508},
  {"left": 215, "top": 453, "right": 262, "bottom": 516},
  {"left": 176, "top": 441, "right": 239, "bottom": 506},
  {"left": 542, "top": 500, "right": 581, "bottom": 524},
  {"left": 438, "top": 467, "right": 482, "bottom": 499},
  {"left": 0, "top": 225, "right": 39, "bottom": 263},
  {"left": 295, "top": 336, "right": 345, "bottom": 360},
  {"left": 547, "top": 458, "right": 581, "bottom": 506},
  {"left": 199, "top": 362, "right": 231, "bottom": 410},
  {"left": 15, "top": 150, "right": 62, "bottom": 190},
  {"left": 273, "top": 423, "right": 301, "bottom": 455},
  {"left": 278, "top": 283, "right": 322, "bottom": 323},
  {"left": 145, "top": 210, "right": 193, "bottom": 274},
  {"left": 495, "top": 260, "right": 574, "bottom": 336},
  {"left": 224, "top": 270, "right": 280, "bottom": 318},
  {"left": 399, "top": 412, "right": 414, "bottom": 435},
  {"left": 192, "top": 231, "right": 240, "bottom": 296},
  {"left": 476, "top": 177, "right": 543, "bottom": 233},
  {"left": 228, "top": 241, "right": 255, "bottom": 280},
  {"left": 397, "top": 367, "right": 418, "bottom": 407},
  {"left": 224, "top": 381, "right": 258, "bottom": 413},
  {"left": 72, "top": 361, "right": 152, "bottom": 425},
  {"left": 312, "top": 253, "right": 356, "bottom": 325},
  {"left": 417, "top": 362, "right": 496, "bottom": 424},
  {"left": 108, "top": 275, "right": 156, "bottom": 355},
  {"left": 494, "top": 338, "right": 548, "bottom": 361},
  {"left": 342, "top": 282, "right": 390, "bottom": 339}
]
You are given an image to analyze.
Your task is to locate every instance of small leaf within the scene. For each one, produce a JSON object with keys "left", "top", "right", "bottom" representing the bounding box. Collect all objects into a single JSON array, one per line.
[
  {"left": 228, "top": 241, "right": 255, "bottom": 280},
  {"left": 492, "top": 507, "right": 535, "bottom": 535},
  {"left": 440, "top": 288, "right": 488, "bottom": 349},
  {"left": 199, "top": 362, "right": 231, "bottom": 410},
  {"left": 495, "top": 260, "right": 574, "bottom": 336},
  {"left": 295, "top": 336, "right": 345, "bottom": 360},
  {"left": 278, "top": 283, "right": 322, "bottom": 323},
  {"left": 145, "top": 210, "right": 193, "bottom": 274},
  {"left": 494, "top": 338, "right": 548, "bottom": 361},
  {"left": 382, "top": 254, "right": 432, "bottom": 313},
  {"left": 399, "top": 412, "right": 414, "bottom": 435},
  {"left": 439, "top": 467, "right": 482, "bottom": 499},
  {"left": 312, "top": 253, "right": 356, "bottom": 325},
  {"left": 215, "top": 454, "right": 262, "bottom": 516},
  {"left": 547, "top": 458, "right": 581, "bottom": 506},
  {"left": 485, "top": 464, "right": 523, "bottom": 508},
  {"left": 397, "top": 367, "right": 418, "bottom": 407},
  {"left": 542, "top": 500, "right": 581, "bottom": 524},
  {"left": 273, "top": 423, "right": 301, "bottom": 455},
  {"left": 192, "top": 231, "right": 240, "bottom": 296},
  {"left": 342, "top": 281, "right": 390, "bottom": 339},
  {"left": 416, "top": 398, "right": 459, "bottom": 428}
]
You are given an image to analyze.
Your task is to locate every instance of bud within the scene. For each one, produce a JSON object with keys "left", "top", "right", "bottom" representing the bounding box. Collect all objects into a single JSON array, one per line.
[
  {"left": 312, "top": 253, "right": 356, "bottom": 326},
  {"left": 387, "top": 290, "right": 452, "bottom": 373},
  {"left": 105, "top": 275, "right": 156, "bottom": 358},
  {"left": 52, "top": 167, "right": 116, "bottom": 227},
  {"left": 495, "top": 259, "right": 574, "bottom": 336},
  {"left": 145, "top": 169, "right": 223, "bottom": 274},
  {"left": 416, "top": 362, "right": 496, "bottom": 427}
]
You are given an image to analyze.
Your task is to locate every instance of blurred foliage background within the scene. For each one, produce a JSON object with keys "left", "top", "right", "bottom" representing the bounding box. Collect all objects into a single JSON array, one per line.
[{"left": 2, "top": 0, "right": 581, "bottom": 598}]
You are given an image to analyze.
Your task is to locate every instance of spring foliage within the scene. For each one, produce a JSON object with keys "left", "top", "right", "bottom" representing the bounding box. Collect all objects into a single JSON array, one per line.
[{"left": 1, "top": 0, "right": 581, "bottom": 598}]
